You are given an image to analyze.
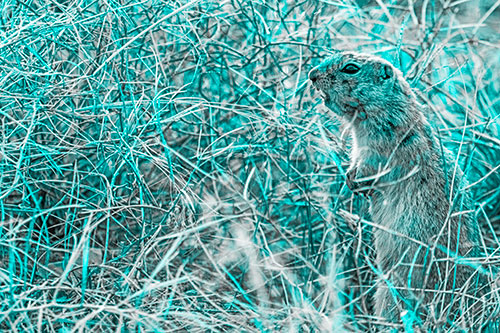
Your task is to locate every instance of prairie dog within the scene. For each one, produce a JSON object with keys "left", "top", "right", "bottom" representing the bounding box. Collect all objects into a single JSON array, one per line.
[{"left": 309, "top": 51, "right": 491, "bottom": 329}]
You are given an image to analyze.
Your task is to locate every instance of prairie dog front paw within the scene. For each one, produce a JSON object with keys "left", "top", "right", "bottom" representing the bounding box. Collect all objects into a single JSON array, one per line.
[
  {"left": 346, "top": 166, "right": 376, "bottom": 196},
  {"left": 346, "top": 168, "right": 357, "bottom": 192}
]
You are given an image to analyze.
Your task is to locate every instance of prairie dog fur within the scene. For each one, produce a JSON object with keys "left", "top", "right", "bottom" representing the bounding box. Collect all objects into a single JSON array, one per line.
[{"left": 309, "top": 51, "right": 491, "bottom": 329}]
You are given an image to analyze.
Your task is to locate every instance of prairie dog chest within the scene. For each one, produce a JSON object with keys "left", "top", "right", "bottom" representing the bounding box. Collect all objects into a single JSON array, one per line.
[{"left": 350, "top": 132, "right": 390, "bottom": 171}]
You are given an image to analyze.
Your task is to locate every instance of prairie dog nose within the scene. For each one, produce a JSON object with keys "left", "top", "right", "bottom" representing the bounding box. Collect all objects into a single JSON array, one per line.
[{"left": 309, "top": 68, "right": 319, "bottom": 82}]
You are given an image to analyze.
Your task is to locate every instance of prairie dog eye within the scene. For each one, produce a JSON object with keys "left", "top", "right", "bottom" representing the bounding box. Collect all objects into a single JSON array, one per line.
[{"left": 340, "top": 64, "right": 360, "bottom": 74}]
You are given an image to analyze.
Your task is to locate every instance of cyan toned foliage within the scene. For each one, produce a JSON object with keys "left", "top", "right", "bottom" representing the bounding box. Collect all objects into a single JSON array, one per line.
[{"left": 0, "top": 0, "right": 499, "bottom": 331}]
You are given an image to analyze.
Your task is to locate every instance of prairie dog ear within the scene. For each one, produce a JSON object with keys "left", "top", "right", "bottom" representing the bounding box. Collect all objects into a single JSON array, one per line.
[{"left": 380, "top": 63, "right": 393, "bottom": 80}]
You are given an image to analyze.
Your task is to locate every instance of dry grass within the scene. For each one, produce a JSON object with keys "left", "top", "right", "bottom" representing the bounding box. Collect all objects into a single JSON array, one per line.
[{"left": 0, "top": 0, "right": 499, "bottom": 331}]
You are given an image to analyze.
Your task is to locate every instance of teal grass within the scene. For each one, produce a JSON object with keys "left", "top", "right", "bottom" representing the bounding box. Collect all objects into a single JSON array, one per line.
[{"left": 0, "top": 0, "right": 499, "bottom": 331}]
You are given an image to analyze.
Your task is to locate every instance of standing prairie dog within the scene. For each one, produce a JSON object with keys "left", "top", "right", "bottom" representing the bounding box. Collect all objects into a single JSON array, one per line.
[{"left": 309, "top": 51, "right": 492, "bottom": 330}]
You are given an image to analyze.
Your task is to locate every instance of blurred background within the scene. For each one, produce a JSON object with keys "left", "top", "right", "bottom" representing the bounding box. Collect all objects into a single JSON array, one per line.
[{"left": 0, "top": 0, "right": 499, "bottom": 331}]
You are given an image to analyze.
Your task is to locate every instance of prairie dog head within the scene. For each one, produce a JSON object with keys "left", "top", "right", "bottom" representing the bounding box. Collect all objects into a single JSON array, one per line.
[{"left": 309, "top": 51, "right": 413, "bottom": 123}]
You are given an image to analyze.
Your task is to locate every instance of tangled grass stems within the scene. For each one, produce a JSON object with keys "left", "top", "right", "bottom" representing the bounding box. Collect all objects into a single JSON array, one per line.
[{"left": 0, "top": 0, "right": 499, "bottom": 331}]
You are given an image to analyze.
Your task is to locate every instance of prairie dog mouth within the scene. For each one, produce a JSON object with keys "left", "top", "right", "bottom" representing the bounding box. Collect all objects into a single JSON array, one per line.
[
  {"left": 311, "top": 80, "right": 332, "bottom": 104},
  {"left": 315, "top": 88, "right": 330, "bottom": 103},
  {"left": 321, "top": 92, "right": 330, "bottom": 102},
  {"left": 311, "top": 83, "right": 328, "bottom": 99}
]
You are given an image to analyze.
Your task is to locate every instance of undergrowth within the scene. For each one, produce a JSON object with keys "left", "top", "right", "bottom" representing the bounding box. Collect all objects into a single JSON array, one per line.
[{"left": 0, "top": 0, "right": 499, "bottom": 332}]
